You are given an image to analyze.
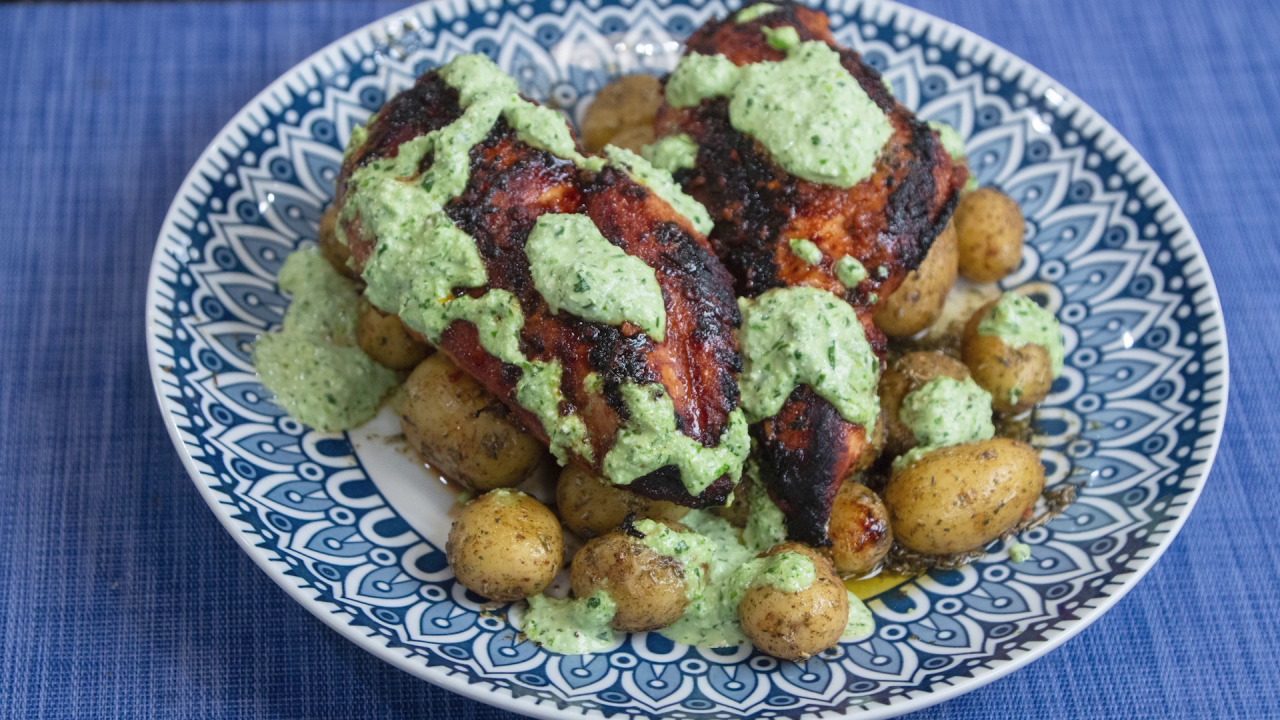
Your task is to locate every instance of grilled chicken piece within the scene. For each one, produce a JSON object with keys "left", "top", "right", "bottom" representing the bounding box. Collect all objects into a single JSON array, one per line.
[
  {"left": 335, "top": 70, "right": 744, "bottom": 507},
  {"left": 656, "top": 2, "right": 968, "bottom": 543}
]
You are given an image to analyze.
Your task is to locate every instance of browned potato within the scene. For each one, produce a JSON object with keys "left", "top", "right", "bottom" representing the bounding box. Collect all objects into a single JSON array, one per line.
[
  {"left": 874, "top": 220, "right": 959, "bottom": 336},
  {"left": 397, "top": 354, "right": 547, "bottom": 491},
  {"left": 961, "top": 301, "right": 1054, "bottom": 414},
  {"left": 317, "top": 205, "right": 358, "bottom": 280},
  {"left": 356, "top": 297, "right": 431, "bottom": 370},
  {"left": 738, "top": 543, "right": 848, "bottom": 661},
  {"left": 446, "top": 489, "right": 563, "bottom": 601},
  {"left": 606, "top": 125, "right": 656, "bottom": 154},
  {"left": 556, "top": 464, "right": 688, "bottom": 539},
  {"left": 883, "top": 438, "right": 1044, "bottom": 555},
  {"left": 580, "top": 74, "right": 662, "bottom": 153},
  {"left": 879, "top": 351, "right": 972, "bottom": 456},
  {"left": 953, "top": 188, "right": 1024, "bottom": 283},
  {"left": 826, "top": 481, "right": 893, "bottom": 577},
  {"left": 570, "top": 527, "right": 689, "bottom": 632}
]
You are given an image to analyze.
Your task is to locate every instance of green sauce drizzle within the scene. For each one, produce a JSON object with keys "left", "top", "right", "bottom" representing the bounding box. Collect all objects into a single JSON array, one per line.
[
  {"left": 735, "top": 3, "right": 779, "bottom": 22},
  {"left": 842, "top": 591, "right": 875, "bottom": 641},
  {"left": 665, "top": 42, "right": 893, "bottom": 188},
  {"left": 761, "top": 25, "right": 800, "bottom": 51},
  {"left": 526, "top": 213, "right": 667, "bottom": 341},
  {"left": 1008, "top": 542, "right": 1032, "bottom": 563},
  {"left": 602, "top": 382, "right": 750, "bottom": 496},
  {"left": 252, "top": 249, "right": 398, "bottom": 432},
  {"left": 742, "top": 468, "right": 788, "bottom": 554},
  {"left": 977, "top": 292, "right": 1065, "bottom": 376},
  {"left": 893, "top": 376, "right": 995, "bottom": 472},
  {"left": 522, "top": 590, "right": 618, "bottom": 654},
  {"left": 737, "top": 286, "right": 880, "bottom": 427},
  {"left": 788, "top": 237, "right": 823, "bottom": 266},
  {"left": 641, "top": 133, "right": 699, "bottom": 172},
  {"left": 604, "top": 145, "right": 713, "bottom": 235},
  {"left": 834, "top": 255, "right": 867, "bottom": 287}
]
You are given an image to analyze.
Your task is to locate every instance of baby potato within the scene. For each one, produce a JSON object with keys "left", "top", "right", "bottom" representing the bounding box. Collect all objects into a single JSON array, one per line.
[
  {"left": 580, "top": 74, "right": 663, "bottom": 153},
  {"left": 826, "top": 481, "right": 893, "bottom": 577},
  {"left": 556, "top": 464, "right": 688, "bottom": 539},
  {"left": 874, "top": 220, "right": 959, "bottom": 337},
  {"left": 961, "top": 301, "right": 1054, "bottom": 414},
  {"left": 883, "top": 438, "right": 1044, "bottom": 555},
  {"left": 953, "top": 187, "right": 1025, "bottom": 283},
  {"left": 356, "top": 297, "right": 431, "bottom": 370},
  {"left": 606, "top": 124, "right": 656, "bottom": 154},
  {"left": 317, "top": 205, "right": 359, "bottom": 280},
  {"left": 570, "top": 526, "right": 690, "bottom": 632},
  {"left": 397, "top": 354, "right": 547, "bottom": 491},
  {"left": 879, "top": 351, "right": 972, "bottom": 457},
  {"left": 738, "top": 543, "right": 848, "bottom": 661},
  {"left": 446, "top": 489, "right": 563, "bottom": 601}
]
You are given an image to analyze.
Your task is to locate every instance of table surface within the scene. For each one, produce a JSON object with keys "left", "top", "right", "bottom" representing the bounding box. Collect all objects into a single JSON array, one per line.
[{"left": 1, "top": 0, "right": 1277, "bottom": 718}]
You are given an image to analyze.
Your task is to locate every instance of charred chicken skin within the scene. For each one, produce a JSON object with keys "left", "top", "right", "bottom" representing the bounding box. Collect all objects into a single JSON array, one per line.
[
  {"left": 335, "top": 69, "right": 745, "bottom": 507},
  {"left": 655, "top": 2, "right": 969, "bottom": 544}
]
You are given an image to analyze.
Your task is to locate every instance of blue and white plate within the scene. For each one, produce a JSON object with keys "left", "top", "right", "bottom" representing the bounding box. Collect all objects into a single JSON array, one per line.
[{"left": 145, "top": 0, "right": 1228, "bottom": 716}]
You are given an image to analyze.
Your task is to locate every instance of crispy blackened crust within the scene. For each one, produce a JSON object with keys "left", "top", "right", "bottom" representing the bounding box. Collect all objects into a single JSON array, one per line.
[
  {"left": 334, "top": 71, "right": 743, "bottom": 507},
  {"left": 657, "top": 2, "right": 967, "bottom": 540}
]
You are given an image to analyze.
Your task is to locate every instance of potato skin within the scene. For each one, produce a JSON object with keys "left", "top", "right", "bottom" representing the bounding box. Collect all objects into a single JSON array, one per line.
[
  {"left": 883, "top": 438, "right": 1044, "bottom": 555},
  {"left": 556, "top": 465, "right": 688, "bottom": 539},
  {"left": 961, "top": 301, "right": 1054, "bottom": 414},
  {"left": 953, "top": 188, "right": 1025, "bottom": 283},
  {"left": 738, "top": 543, "right": 849, "bottom": 661},
  {"left": 397, "top": 354, "right": 546, "bottom": 491},
  {"left": 317, "top": 205, "right": 359, "bottom": 280},
  {"left": 446, "top": 490, "right": 563, "bottom": 601},
  {"left": 826, "top": 482, "right": 893, "bottom": 577},
  {"left": 356, "top": 297, "right": 431, "bottom": 370},
  {"left": 879, "top": 351, "right": 972, "bottom": 457},
  {"left": 874, "top": 221, "right": 959, "bottom": 336},
  {"left": 580, "top": 74, "right": 663, "bottom": 153},
  {"left": 606, "top": 124, "right": 656, "bottom": 154},
  {"left": 570, "top": 528, "right": 689, "bottom": 632}
]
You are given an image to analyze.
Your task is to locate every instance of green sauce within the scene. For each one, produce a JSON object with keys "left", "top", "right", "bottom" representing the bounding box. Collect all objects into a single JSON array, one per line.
[
  {"left": 834, "top": 255, "right": 867, "bottom": 287},
  {"left": 641, "top": 133, "right": 698, "bottom": 173},
  {"left": 522, "top": 590, "right": 618, "bottom": 654},
  {"left": 737, "top": 286, "right": 880, "bottom": 427},
  {"left": 1008, "top": 542, "right": 1032, "bottom": 563},
  {"left": 928, "top": 120, "right": 978, "bottom": 192},
  {"left": 761, "top": 26, "right": 800, "bottom": 51},
  {"left": 666, "top": 42, "right": 893, "bottom": 188},
  {"left": 893, "top": 376, "right": 995, "bottom": 472},
  {"left": 842, "top": 591, "right": 875, "bottom": 641},
  {"left": 742, "top": 470, "right": 787, "bottom": 554},
  {"left": 977, "top": 292, "right": 1065, "bottom": 376},
  {"left": 604, "top": 145, "right": 713, "bottom": 235},
  {"left": 252, "top": 249, "right": 398, "bottom": 432},
  {"left": 602, "top": 382, "right": 749, "bottom": 496},
  {"left": 735, "top": 3, "right": 779, "bottom": 22},
  {"left": 788, "top": 237, "right": 822, "bottom": 266},
  {"left": 526, "top": 213, "right": 667, "bottom": 341}
]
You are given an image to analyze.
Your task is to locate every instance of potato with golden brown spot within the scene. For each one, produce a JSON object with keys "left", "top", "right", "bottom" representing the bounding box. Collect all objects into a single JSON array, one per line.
[
  {"left": 356, "top": 296, "right": 432, "bottom": 370},
  {"left": 556, "top": 464, "right": 689, "bottom": 539},
  {"left": 874, "top": 220, "right": 959, "bottom": 336},
  {"left": 961, "top": 301, "right": 1055, "bottom": 414},
  {"left": 954, "top": 187, "right": 1025, "bottom": 283},
  {"left": 826, "top": 481, "right": 893, "bottom": 577},
  {"left": 397, "top": 354, "right": 547, "bottom": 491},
  {"left": 580, "top": 74, "right": 663, "bottom": 153},
  {"left": 883, "top": 438, "right": 1044, "bottom": 555},
  {"left": 446, "top": 489, "right": 563, "bottom": 601},
  {"left": 879, "top": 351, "right": 972, "bottom": 457},
  {"left": 317, "top": 205, "right": 359, "bottom": 280},
  {"left": 569, "top": 526, "right": 690, "bottom": 632},
  {"left": 606, "top": 125, "right": 656, "bottom": 154},
  {"left": 738, "top": 543, "right": 849, "bottom": 661}
]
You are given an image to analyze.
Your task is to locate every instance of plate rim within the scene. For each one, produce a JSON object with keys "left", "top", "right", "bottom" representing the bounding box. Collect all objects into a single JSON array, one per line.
[{"left": 143, "top": 0, "right": 1230, "bottom": 717}]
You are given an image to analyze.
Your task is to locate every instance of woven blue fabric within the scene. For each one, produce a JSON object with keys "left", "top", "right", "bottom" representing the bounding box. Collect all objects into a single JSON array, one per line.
[{"left": 0, "top": 0, "right": 1275, "bottom": 717}]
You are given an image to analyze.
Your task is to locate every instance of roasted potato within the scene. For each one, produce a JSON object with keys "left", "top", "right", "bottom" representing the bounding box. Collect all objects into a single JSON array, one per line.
[
  {"left": 570, "top": 526, "right": 689, "bottom": 632},
  {"left": 356, "top": 297, "right": 431, "bottom": 370},
  {"left": 446, "top": 489, "right": 563, "bottom": 601},
  {"left": 317, "top": 205, "right": 358, "bottom": 280},
  {"left": 883, "top": 438, "right": 1044, "bottom": 555},
  {"left": 826, "top": 481, "right": 893, "bottom": 577},
  {"left": 879, "top": 351, "right": 972, "bottom": 456},
  {"left": 738, "top": 543, "right": 848, "bottom": 661},
  {"left": 961, "top": 301, "right": 1054, "bottom": 414},
  {"left": 580, "top": 74, "right": 663, "bottom": 153},
  {"left": 874, "top": 220, "right": 959, "bottom": 336},
  {"left": 556, "top": 464, "right": 688, "bottom": 539},
  {"left": 397, "top": 354, "right": 547, "bottom": 491},
  {"left": 953, "top": 188, "right": 1024, "bottom": 283},
  {"left": 606, "top": 125, "right": 656, "bottom": 154}
]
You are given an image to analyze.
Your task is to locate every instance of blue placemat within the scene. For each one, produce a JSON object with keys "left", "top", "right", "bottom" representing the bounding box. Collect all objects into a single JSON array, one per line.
[{"left": 0, "top": 0, "right": 1276, "bottom": 717}]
